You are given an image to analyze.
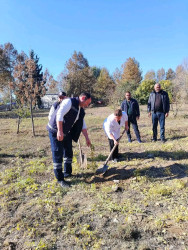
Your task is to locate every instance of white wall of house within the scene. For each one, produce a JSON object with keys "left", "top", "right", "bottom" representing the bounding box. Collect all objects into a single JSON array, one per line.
[{"left": 41, "top": 94, "right": 58, "bottom": 108}]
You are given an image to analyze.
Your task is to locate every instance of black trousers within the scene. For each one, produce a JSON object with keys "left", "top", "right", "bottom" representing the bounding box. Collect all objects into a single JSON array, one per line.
[
  {"left": 127, "top": 116, "right": 141, "bottom": 141},
  {"left": 108, "top": 138, "right": 119, "bottom": 160}
]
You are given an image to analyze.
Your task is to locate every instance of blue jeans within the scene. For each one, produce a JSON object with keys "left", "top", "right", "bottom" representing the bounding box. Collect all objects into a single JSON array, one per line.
[
  {"left": 49, "top": 131, "right": 73, "bottom": 181},
  {"left": 152, "top": 112, "right": 165, "bottom": 141}
]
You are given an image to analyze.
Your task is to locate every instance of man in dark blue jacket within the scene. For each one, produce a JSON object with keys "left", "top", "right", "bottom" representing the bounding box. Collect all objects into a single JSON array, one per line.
[
  {"left": 47, "top": 92, "right": 91, "bottom": 188},
  {"left": 148, "top": 83, "right": 170, "bottom": 142},
  {"left": 121, "top": 91, "right": 141, "bottom": 143}
]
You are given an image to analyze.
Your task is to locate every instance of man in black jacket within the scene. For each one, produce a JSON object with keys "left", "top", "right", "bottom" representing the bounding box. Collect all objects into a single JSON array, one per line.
[
  {"left": 148, "top": 83, "right": 170, "bottom": 142},
  {"left": 121, "top": 91, "right": 141, "bottom": 143},
  {"left": 47, "top": 92, "right": 91, "bottom": 188}
]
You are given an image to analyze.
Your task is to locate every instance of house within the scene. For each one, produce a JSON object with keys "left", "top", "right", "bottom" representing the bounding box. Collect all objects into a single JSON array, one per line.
[{"left": 41, "top": 94, "right": 58, "bottom": 109}]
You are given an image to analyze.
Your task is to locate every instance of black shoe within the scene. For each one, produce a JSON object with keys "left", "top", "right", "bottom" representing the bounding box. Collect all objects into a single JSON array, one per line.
[
  {"left": 58, "top": 180, "right": 71, "bottom": 188},
  {"left": 161, "top": 139, "right": 166, "bottom": 143},
  {"left": 64, "top": 173, "right": 72, "bottom": 178},
  {"left": 152, "top": 139, "right": 157, "bottom": 142}
]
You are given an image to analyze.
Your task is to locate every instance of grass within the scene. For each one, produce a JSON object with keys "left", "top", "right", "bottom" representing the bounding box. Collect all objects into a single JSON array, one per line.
[{"left": 0, "top": 105, "right": 188, "bottom": 249}]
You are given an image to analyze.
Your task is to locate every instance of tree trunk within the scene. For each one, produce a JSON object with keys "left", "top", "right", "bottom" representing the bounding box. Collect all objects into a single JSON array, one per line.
[
  {"left": 17, "top": 116, "right": 21, "bottom": 134},
  {"left": 10, "top": 88, "right": 12, "bottom": 111},
  {"left": 30, "top": 101, "right": 35, "bottom": 136}
]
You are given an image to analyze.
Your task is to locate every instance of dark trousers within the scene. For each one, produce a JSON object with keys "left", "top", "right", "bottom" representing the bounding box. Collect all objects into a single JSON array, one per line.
[
  {"left": 49, "top": 131, "right": 73, "bottom": 181},
  {"left": 127, "top": 116, "right": 141, "bottom": 141},
  {"left": 152, "top": 112, "right": 165, "bottom": 140},
  {"left": 108, "top": 138, "right": 119, "bottom": 160}
]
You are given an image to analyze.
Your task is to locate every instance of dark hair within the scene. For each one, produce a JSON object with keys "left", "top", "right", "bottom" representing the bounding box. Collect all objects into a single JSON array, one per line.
[
  {"left": 125, "top": 91, "right": 131, "bottom": 95},
  {"left": 58, "top": 91, "right": 67, "bottom": 97},
  {"left": 79, "top": 92, "right": 91, "bottom": 100},
  {"left": 114, "top": 108, "right": 122, "bottom": 117}
]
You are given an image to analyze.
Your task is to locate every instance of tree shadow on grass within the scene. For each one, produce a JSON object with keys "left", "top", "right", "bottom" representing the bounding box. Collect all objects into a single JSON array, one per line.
[
  {"left": 88, "top": 163, "right": 188, "bottom": 184},
  {"left": 0, "top": 150, "right": 48, "bottom": 159},
  {"left": 88, "top": 150, "right": 188, "bottom": 162},
  {"left": 119, "top": 150, "right": 188, "bottom": 161},
  {"left": 0, "top": 153, "right": 15, "bottom": 158},
  {"left": 134, "top": 163, "right": 188, "bottom": 180},
  {"left": 169, "top": 135, "right": 187, "bottom": 140}
]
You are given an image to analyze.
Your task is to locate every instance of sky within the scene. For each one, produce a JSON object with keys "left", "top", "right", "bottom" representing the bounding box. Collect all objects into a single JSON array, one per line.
[{"left": 0, "top": 0, "right": 188, "bottom": 79}]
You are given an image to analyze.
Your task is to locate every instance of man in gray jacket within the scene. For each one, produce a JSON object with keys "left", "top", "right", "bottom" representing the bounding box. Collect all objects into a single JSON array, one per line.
[{"left": 148, "top": 83, "right": 170, "bottom": 142}]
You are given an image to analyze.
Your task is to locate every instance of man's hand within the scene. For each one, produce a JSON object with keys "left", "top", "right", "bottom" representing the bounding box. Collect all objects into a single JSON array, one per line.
[
  {"left": 136, "top": 116, "right": 140, "bottom": 120},
  {"left": 82, "top": 128, "right": 91, "bottom": 147},
  {"left": 113, "top": 139, "right": 119, "bottom": 145},
  {"left": 148, "top": 112, "right": 151, "bottom": 117},
  {"left": 125, "top": 125, "right": 129, "bottom": 132},
  {"left": 85, "top": 138, "right": 91, "bottom": 147},
  {"left": 125, "top": 121, "right": 129, "bottom": 131},
  {"left": 165, "top": 113, "right": 169, "bottom": 118},
  {"left": 57, "top": 131, "right": 64, "bottom": 141},
  {"left": 57, "top": 121, "right": 64, "bottom": 141}
]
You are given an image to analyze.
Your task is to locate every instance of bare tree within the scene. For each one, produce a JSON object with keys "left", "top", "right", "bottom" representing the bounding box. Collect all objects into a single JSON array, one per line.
[
  {"left": 171, "top": 60, "right": 188, "bottom": 116},
  {"left": 44, "top": 68, "right": 59, "bottom": 94},
  {"left": 144, "top": 70, "right": 156, "bottom": 80},
  {"left": 166, "top": 68, "right": 176, "bottom": 81},
  {"left": 157, "top": 68, "right": 165, "bottom": 82},
  {"left": 12, "top": 50, "right": 46, "bottom": 136},
  {"left": 60, "top": 51, "right": 95, "bottom": 96},
  {"left": 0, "top": 43, "right": 18, "bottom": 109}
]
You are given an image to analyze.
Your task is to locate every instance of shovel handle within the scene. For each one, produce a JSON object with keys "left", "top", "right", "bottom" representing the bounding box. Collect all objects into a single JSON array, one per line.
[
  {"left": 78, "top": 139, "right": 83, "bottom": 165},
  {"left": 104, "top": 129, "right": 126, "bottom": 165}
]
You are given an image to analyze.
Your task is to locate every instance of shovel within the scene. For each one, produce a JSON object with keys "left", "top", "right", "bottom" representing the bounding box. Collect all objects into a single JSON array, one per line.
[
  {"left": 96, "top": 129, "right": 126, "bottom": 175},
  {"left": 78, "top": 138, "right": 87, "bottom": 168}
]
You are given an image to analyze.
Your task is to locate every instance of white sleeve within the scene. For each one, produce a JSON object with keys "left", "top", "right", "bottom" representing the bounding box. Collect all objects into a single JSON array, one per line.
[
  {"left": 104, "top": 115, "right": 114, "bottom": 137},
  {"left": 108, "top": 121, "right": 114, "bottom": 134},
  {"left": 56, "top": 98, "right": 72, "bottom": 121},
  {"left": 48, "top": 105, "right": 55, "bottom": 121},
  {"left": 82, "top": 120, "right": 87, "bottom": 129}
]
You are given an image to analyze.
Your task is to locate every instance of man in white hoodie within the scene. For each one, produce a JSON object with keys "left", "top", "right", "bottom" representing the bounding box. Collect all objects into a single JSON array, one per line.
[{"left": 103, "top": 109, "right": 129, "bottom": 162}]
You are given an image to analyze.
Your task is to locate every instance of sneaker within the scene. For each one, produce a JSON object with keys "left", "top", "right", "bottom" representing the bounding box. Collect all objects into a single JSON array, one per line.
[
  {"left": 137, "top": 140, "right": 142, "bottom": 143},
  {"left": 128, "top": 138, "right": 132, "bottom": 143},
  {"left": 152, "top": 139, "right": 157, "bottom": 142},
  {"left": 58, "top": 180, "right": 71, "bottom": 188},
  {"left": 112, "top": 158, "right": 118, "bottom": 163}
]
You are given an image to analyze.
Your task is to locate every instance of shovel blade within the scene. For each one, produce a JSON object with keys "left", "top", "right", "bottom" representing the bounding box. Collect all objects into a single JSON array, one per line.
[
  {"left": 80, "top": 153, "right": 87, "bottom": 168},
  {"left": 96, "top": 164, "right": 109, "bottom": 175}
]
